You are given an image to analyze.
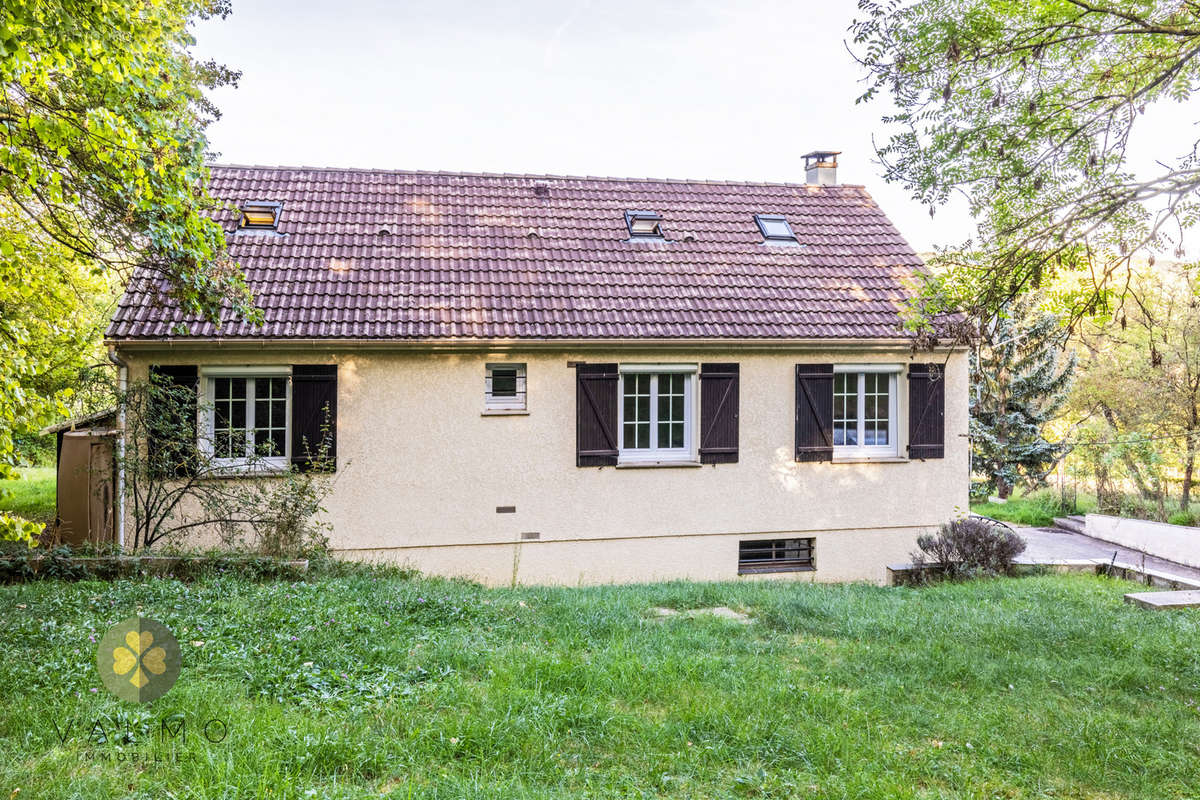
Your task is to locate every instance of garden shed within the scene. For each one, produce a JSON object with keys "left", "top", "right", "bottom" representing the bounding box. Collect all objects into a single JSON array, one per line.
[{"left": 41, "top": 408, "right": 119, "bottom": 546}]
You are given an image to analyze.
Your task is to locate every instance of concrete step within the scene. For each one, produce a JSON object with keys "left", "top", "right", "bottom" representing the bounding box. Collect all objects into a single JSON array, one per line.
[
  {"left": 1052, "top": 516, "right": 1087, "bottom": 534},
  {"left": 1125, "top": 590, "right": 1200, "bottom": 610}
]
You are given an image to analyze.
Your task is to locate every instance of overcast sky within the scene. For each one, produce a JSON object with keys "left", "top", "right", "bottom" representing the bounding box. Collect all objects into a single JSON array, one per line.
[{"left": 192, "top": 0, "right": 1195, "bottom": 253}]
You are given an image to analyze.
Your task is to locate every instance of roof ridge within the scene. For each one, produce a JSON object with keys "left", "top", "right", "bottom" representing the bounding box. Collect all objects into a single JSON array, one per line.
[{"left": 207, "top": 162, "right": 869, "bottom": 191}]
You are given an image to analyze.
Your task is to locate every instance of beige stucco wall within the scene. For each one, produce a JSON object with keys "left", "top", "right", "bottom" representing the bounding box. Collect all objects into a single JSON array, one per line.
[{"left": 117, "top": 345, "right": 969, "bottom": 585}]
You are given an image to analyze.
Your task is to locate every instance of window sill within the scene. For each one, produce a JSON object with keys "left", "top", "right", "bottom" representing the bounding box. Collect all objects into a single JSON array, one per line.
[
  {"left": 202, "top": 466, "right": 290, "bottom": 480},
  {"left": 615, "top": 460, "right": 703, "bottom": 469},
  {"left": 481, "top": 409, "right": 529, "bottom": 416},
  {"left": 830, "top": 455, "right": 909, "bottom": 464},
  {"left": 738, "top": 565, "right": 816, "bottom": 575}
]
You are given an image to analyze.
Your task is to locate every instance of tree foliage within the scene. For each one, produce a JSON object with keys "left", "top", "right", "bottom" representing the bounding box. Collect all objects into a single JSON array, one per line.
[
  {"left": 0, "top": 202, "right": 117, "bottom": 452},
  {"left": 853, "top": 0, "right": 1200, "bottom": 327},
  {"left": 0, "top": 0, "right": 255, "bottom": 323},
  {"left": 1068, "top": 261, "right": 1200, "bottom": 512},
  {"left": 0, "top": 202, "right": 117, "bottom": 537},
  {"left": 972, "top": 293, "right": 1076, "bottom": 498},
  {"left": 0, "top": 0, "right": 256, "bottom": 529}
]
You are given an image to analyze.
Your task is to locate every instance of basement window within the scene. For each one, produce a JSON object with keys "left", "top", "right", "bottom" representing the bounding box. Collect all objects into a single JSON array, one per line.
[
  {"left": 754, "top": 214, "right": 797, "bottom": 244},
  {"left": 738, "top": 538, "right": 815, "bottom": 574},
  {"left": 239, "top": 201, "right": 282, "bottom": 231},
  {"left": 625, "top": 210, "right": 664, "bottom": 240}
]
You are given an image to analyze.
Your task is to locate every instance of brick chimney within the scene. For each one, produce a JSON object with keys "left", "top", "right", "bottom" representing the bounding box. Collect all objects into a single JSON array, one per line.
[{"left": 803, "top": 151, "right": 840, "bottom": 186}]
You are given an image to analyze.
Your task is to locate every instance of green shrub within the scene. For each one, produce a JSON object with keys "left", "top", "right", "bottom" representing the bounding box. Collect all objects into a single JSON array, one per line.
[
  {"left": 1167, "top": 510, "right": 1197, "bottom": 527},
  {"left": 913, "top": 517, "right": 1028, "bottom": 580},
  {"left": 0, "top": 513, "right": 41, "bottom": 547},
  {"left": 0, "top": 543, "right": 318, "bottom": 583}
]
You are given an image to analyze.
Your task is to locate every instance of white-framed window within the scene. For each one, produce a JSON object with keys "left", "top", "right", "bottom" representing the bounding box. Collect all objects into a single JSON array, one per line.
[
  {"left": 617, "top": 364, "right": 696, "bottom": 463},
  {"left": 833, "top": 364, "right": 899, "bottom": 458},
  {"left": 200, "top": 366, "right": 291, "bottom": 469},
  {"left": 485, "top": 363, "right": 527, "bottom": 410}
]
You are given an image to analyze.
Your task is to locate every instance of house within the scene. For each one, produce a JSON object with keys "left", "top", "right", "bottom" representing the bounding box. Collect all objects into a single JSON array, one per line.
[{"left": 106, "top": 153, "right": 968, "bottom": 585}]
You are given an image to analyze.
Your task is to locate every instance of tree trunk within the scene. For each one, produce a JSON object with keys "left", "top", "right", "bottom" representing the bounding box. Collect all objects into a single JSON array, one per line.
[
  {"left": 1182, "top": 454, "right": 1193, "bottom": 513},
  {"left": 1184, "top": 401, "right": 1199, "bottom": 513},
  {"left": 1099, "top": 403, "right": 1156, "bottom": 500}
]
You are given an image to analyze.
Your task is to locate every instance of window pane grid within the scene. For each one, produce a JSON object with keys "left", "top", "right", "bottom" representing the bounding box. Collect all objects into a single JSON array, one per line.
[
  {"left": 214, "top": 377, "right": 247, "bottom": 459},
  {"left": 738, "top": 538, "right": 815, "bottom": 573},
  {"left": 656, "top": 373, "right": 686, "bottom": 449},
  {"left": 210, "top": 375, "right": 288, "bottom": 463},
  {"left": 833, "top": 372, "right": 858, "bottom": 447},
  {"left": 253, "top": 376, "right": 287, "bottom": 457},
  {"left": 863, "top": 373, "right": 889, "bottom": 446},
  {"left": 833, "top": 370, "right": 894, "bottom": 452},
  {"left": 622, "top": 374, "right": 651, "bottom": 449},
  {"left": 621, "top": 371, "right": 690, "bottom": 454}
]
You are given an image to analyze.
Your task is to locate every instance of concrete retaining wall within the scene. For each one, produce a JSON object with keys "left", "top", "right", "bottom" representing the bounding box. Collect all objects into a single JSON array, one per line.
[{"left": 1085, "top": 514, "right": 1200, "bottom": 569}]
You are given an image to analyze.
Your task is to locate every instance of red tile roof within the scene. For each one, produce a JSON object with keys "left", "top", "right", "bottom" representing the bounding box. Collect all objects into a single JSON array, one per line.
[{"left": 107, "top": 165, "right": 933, "bottom": 341}]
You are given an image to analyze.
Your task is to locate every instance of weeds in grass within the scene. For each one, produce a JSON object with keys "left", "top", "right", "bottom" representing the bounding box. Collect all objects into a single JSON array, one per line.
[{"left": 0, "top": 574, "right": 1197, "bottom": 798}]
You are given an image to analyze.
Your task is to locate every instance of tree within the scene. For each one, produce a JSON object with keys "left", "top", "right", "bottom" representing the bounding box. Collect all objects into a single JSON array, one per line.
[
  {"left": 1, "top": 0, "right": 255, "bottom": 323},
  {"left": 1, "top": 1, "right": 258, "bottom": 530},
  {"left": 852, "top": 1, "right": 1200, "bottom": 328},
  {"left": 0, "top": 203, "right": 117, "bottom": 540},
  {"left": 1068, "top": 262, "right": 1200, "bottom": 512},
  {"left": 972, "top": 294, "right": 1076, "bottom": 498}
]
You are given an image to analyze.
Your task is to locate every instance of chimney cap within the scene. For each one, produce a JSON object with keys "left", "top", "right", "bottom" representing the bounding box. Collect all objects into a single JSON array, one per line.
[{"left": 802, "top": 150, "right": 840, "bottom": 166}]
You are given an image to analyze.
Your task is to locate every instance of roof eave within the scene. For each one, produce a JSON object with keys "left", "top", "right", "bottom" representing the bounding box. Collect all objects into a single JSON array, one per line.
[{"left": 107, "top": 336, "right": 968, "bottom": 353}]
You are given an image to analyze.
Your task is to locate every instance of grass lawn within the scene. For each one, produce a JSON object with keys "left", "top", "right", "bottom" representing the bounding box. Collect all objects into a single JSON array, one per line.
[
  {"left": 1, "top": 573, "right": 1197, "bottom": 799},
  {"left": 970, "top": 488, "right": 1096, "bottom": 528},
  {"left": 0, "top": 466, "right": 55, "bottom": 525}
]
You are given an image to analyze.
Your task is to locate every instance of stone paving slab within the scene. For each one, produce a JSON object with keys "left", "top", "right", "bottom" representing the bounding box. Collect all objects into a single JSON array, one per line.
[{"left": 1124, "top": 590, "right": 1200, "bottom": 610}]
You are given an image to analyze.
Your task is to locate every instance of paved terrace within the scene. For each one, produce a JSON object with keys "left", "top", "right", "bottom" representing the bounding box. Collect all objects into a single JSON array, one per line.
[{"left": 1016, "top": 527, "right": 1200, "bottom": 583}]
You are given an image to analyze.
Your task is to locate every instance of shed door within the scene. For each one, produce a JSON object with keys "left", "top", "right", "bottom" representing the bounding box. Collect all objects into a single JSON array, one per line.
[{"left": 56, "top": 432, "right": 115, "bottom": 546}]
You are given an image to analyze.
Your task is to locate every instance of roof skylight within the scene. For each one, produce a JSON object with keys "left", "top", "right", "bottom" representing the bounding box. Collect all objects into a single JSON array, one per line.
[
  {"left": 625, "top": 210, "right": 664, "bottom": 239},
  {"left": 239, "top": 200, "right": 282, "bottom": 231},
  {"left": 754, "top": 214, "right": 796, "bottom": 243}
]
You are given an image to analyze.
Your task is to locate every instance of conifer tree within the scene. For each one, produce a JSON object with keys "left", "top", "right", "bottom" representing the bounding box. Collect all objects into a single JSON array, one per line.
[{"left": 972, "top": 296, "right": 1076, "bottom": 499}]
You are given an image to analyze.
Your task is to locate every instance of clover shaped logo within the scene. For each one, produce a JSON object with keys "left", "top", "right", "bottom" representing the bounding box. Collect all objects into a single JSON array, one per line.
[{"left": 96, "top": 617, "right": 181, "bottom": 703}]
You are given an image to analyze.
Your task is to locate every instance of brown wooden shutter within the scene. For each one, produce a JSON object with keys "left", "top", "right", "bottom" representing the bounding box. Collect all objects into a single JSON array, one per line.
[
  {"left": 148, "top": 364, "right": 198, "bottom": 477},
  {"left": 795, "top": 364, "right": 834, "bottom": 462},
  {"left": 699, "top": 363, "right": 739, "bottom": 464},
  {"left": 576, "top": 363, "right": 618, "bottom": 466},
  {"left": 907, "top": 363, "right": 945, "bottom": 459},
  {"left": 292, "top": 365, "right": 338, "bottom": 471}
]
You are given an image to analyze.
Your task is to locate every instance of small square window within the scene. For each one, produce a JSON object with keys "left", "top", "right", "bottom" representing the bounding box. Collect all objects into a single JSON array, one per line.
[
  {"left": 486, "top": 363, "right": 526, "bottom": 410},
  {"left": 625, "top": 210, "right": 664, "bottom": 239},
  {"left": 754, "top": 214, "right": 796, "bottom": 243},
  {"left": 738, "top": 538, "right": 814, "bottom": 574}
]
